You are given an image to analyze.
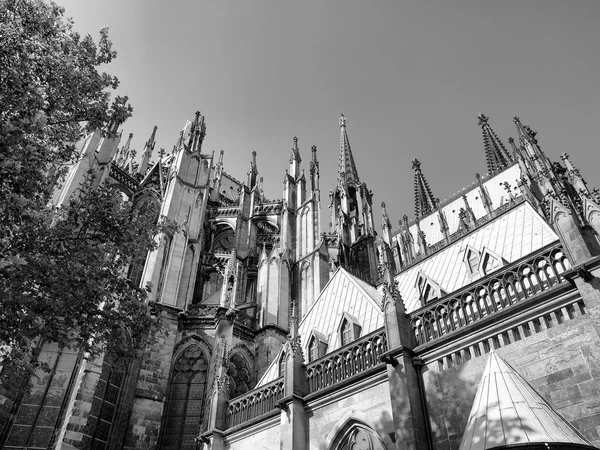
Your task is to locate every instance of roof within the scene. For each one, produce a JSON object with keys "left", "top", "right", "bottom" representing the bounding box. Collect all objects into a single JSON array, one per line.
[
  {"left": 396, "top": 201, "right": 558, "bottom": 313},
  {"left": 256, "top": 268, "right": 383, "bottom": 386},
  {"left": 459, "top": 352, "right": 592, "bottom": 450}
]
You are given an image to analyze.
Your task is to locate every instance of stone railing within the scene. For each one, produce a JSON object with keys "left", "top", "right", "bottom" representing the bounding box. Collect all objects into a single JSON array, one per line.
[
  {"left": 226, "top": 377, "right": 284, "bottom": 428},
  {"left": 306, "top": 329, "right": 387, "bottom": 394},
  {"left": 410, "top": 242, "right": 570, "bottom": 346}
]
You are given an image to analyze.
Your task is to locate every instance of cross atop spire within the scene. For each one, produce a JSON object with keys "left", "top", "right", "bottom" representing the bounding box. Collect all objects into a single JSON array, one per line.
[
  {"left": 478, "top": 113, "right": 513, "bottom": 174},
  {"left": 412, "top": 158, "right": 436, "bottom": 218},
  {"left": 338, "top": 114, "right": 360, "bottom": 185}
]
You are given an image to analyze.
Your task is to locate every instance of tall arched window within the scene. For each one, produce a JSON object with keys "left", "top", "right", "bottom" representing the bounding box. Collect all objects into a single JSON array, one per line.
[
  {"left": 309, "top": 337, "right": 319, "bottom": 362},
  {"left": 278, "top": 353, "right": 286, "bottom": 378},
  {"left": 161, "top": 344, "right": 208, "bottom": 450},
  {"left": 341, "top": 319, "right": 353, "bottom": 346}
]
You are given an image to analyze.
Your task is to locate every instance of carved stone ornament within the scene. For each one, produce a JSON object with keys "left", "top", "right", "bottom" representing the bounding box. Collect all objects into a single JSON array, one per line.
[{"left": 284, "top": 335, "right": 303, "bottom": 360}]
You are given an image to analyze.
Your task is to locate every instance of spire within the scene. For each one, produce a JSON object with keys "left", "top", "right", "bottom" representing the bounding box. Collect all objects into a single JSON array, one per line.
[
  {"left": 381, "top": 202, "right": 392, "bottom": 244},
  {"left": 459, "top": 352, "right": 593, "bottom": 450},
  {"left": 247, "top": 151, "right": 258, "bottom": 189},
  {"left": 138, "top": 126, "right": 157, "bottom": 175},
  {"left": 338, "top": 114, "right": 360, "bottom": 185},
  {"left": 309, "top": 145, "right": 320, "bottom": 193},
  {"left": 478, "top": 113, "right": 513, "bottom": 174},
  {"left": 188, "top": 111, "right": 206, "bottom": 153},
  {"left": 289, "top": 136, "right": 301, "bottom": 179},
  {"left": 412, "top": 158, "right": 436, "bottom": 218},
  {"left": 116, "top": 132, "right": 133, "bottom": 167}
]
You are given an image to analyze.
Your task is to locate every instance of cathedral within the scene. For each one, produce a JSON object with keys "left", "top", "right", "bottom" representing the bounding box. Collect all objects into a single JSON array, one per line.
[{"left": 3, "top": 111, "right": 600, "bottom": 450}]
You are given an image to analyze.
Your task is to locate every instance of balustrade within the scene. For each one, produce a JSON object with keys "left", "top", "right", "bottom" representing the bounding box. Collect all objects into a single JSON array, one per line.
[
  {"left": 410, "top": 243, "right": 570, "bottom": 345},
  {"left": 306, "top": 330, "right": 387, "bottom": 394},
  {"left": 226, "top": 377, "right": 284, "bottom": 428}
]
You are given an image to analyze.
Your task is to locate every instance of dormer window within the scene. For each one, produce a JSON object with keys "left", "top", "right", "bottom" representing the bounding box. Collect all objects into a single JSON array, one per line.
[
  {"left": 309, "top": 337, "right": 319, "bottom": 362},
  {"left": 341, "top": 320, "right": 353, "bottom": 346},
  {"left": 416, "top": 271, "right": 447, "bottom": 305},
  {"left": 463, "top": 246, "right": 481, "bottom": 276},
  {"left": 338, "top": 314, "right": 361, "bottom": 347},
  {"left": 307, "top": 330, "right": 329, "bottom": 362},
  {"left": 479, "top": 248, "right": 506, "bottom": 276}
]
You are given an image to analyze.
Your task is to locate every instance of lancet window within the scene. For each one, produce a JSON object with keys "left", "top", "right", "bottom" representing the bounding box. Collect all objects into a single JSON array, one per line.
[{"left": 161, "top": 344, "right": 208, "bottom": 450}]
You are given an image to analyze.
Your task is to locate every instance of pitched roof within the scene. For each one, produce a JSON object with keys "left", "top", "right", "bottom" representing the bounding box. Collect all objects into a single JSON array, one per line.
[
  {"left": 459, "top": 352, "right": 593, "bottom": 450},
  {"left": 255, "top": 268, "right": 383, "bottom": 386},
  {"left": 396, "top": 201, "right": 558, "bottom": 313}
]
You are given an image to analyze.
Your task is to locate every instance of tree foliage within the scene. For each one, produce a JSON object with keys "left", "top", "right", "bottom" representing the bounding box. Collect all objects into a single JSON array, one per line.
[{"left": 0, "top": 0, "right": 160, "bottom": 377}]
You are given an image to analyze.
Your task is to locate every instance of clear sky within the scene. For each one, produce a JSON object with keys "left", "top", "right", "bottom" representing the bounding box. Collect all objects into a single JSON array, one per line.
[{"left": 55, "top": 0, "right": 600, "bottom": 230}]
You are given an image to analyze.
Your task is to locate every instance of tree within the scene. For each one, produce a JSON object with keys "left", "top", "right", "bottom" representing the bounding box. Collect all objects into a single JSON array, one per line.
[{"left": 0, "top": 0, "right": 161, "bottom": 378}]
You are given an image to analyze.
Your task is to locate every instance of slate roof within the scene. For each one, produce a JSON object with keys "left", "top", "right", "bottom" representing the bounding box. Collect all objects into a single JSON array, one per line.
[
  {"left": 459, "top": 352, "right": 592, "bottom": 450},
  {"left": 396, "top": 201, "right": 558, "bottom": 313}
]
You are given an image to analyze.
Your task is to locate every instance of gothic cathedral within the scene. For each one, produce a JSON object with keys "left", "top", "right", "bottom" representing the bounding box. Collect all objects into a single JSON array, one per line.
[{"left": 3, "top": 112, "right": 600, "bottom": 450}]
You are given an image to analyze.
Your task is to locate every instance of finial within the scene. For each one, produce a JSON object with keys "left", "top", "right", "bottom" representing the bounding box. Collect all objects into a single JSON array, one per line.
[
  {"left": 560, "top": 152, "right": 569, "bottom": 161},
  {"left": 412, "top": 158, "right": 421, "bottom": 171},
  {"left": 311, "top": 145, "right": 317, "bottom": 158},
  {"left": 477, "top": 113, "right": 489, "bottom": 126},
  {"left": 293, "top": 136, "right": 298, "bottom": 148},
  {"left": 128, "top": 132, "right": 133, "bottom": 139},
  {"left": 252, "top": 150, "right": 257, "bottom": 162},
  {"left": 194, "top": 111, "right": 201, "bottom": 123},
  {"left": 339, "top": 114, "right": 346, "bottom": 127},
  {"left": 513, "top": 116, "right": 521, "bottom": 124},
  {"left": 475, "top": 173, "right": 481, "bottom": 180},
  {"left": 158, "top": 148, "right": 165, "bottom": 159},
  {"left": 381, "top": 201, "right": 386, "bottom": 209}
]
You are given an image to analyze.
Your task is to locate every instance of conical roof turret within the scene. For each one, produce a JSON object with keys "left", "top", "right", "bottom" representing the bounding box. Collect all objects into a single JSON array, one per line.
[
  {"left": 412, "top": 158, "right": 436, "bottom": 218},
  {"left": 478, "top": 113, "right": 513, "bottom": 174},
  {"left": 338, "top": 114, "right": 360, "bottom": 185},
  {"left": 459, "top": 351, "right": 594, "bottom": 450}
]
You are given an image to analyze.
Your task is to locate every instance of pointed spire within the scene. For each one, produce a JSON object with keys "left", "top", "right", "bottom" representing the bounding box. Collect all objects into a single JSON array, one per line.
[
  {"left": 561, "top": 152, "right": 588, "bottom": 193},
  {"left": 381, "top": 202, "right": 392, "bottom": 244},
  {"left": 138, "top": 126, "right": 157, "bottom": 175},
  {"left": 188, "top": 111, "right": 206, "bottom": 153},
  {"left": 478, "top": 113, "right": 513, "bottom": 174},
  {"left": 289, "top": 136, "right": 301, "bottom": 179},
  {"left": 460, "top": 352, "right": 593, "bottom": 450},
  {"left": 338, "top": 114, "right": 360, "bottom": 185},
  {"left": 247, "top": 151, "right": 258, "bottom": 189},
  {"left": 412, "top": 158, "right": 436, "bottom": 218},
  {"left": 116, "top": 132, "right": 133, "bottom": 167}
]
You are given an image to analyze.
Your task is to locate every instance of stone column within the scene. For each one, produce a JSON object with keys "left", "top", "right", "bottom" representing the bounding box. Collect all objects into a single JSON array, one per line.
[{"left": 379, "top": 275, "right": 431, "bottom": 449}]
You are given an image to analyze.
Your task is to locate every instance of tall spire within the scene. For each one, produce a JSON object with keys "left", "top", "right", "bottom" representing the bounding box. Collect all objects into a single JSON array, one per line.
[
  {"left": 138, "top": 126, "right": 157, "bottom": 176},
  {"left": 338, "top": 114, "right": 360, "bottom": 185},
  {"left": 478, "top": 113, "right": 513, "bottom": 174},
  {"left": 412, "top": 158, "right": 436, "bottom": 218},
  {"left": 460, "top": 352, "right": 593, "bottom": 450},
  {"left": 289, "top": 136, "right": 302, "bottom": 179}
]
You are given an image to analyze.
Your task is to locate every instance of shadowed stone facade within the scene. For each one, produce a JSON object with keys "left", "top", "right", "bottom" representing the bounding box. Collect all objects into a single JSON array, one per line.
[{"left": 2, "top": 113, "right": 600, "bottom": 449}]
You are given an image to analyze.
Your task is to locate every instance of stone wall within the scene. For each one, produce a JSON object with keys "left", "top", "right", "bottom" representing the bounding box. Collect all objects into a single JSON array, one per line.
[
  {"left": 422, "top": 297, "right": 600, "bottom": 449},
  {"left": 306, "top": 377, "right": 395, "bottom": 450},
  {"left": 226, "top": 420, "right": 280, "bottom": 450},
  {"left": 123, "top": 313, "right": 179, "bottom": 449}
]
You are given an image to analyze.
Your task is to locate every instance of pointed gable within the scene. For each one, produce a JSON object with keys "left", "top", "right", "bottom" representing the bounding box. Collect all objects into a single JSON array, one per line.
[
  {"left": 255, "top": 268, "right": 383, "bottom": 387},
  {"left": 460, "top": 352, "right": 593, "bottom": 450}
]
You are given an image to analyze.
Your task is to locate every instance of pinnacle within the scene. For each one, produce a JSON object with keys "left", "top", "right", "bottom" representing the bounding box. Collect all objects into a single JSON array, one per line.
[
  {"left": 338, "top": 114, "right": 359, "bottom": 185},
  {"left": 478, "top": 113, "right": 513, "bottom": 174},
  {"left": 412, "top": 158, "right": 436, "bottom": 218}
]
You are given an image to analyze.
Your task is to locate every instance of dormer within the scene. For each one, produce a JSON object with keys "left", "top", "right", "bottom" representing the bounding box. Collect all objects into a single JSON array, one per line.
[
  {"left": 415, "top": 270, "right": 447, "bottom": 305},
  {"left": 479, "top": 247, "right": 507, "bottom": 276},
  {"left": 338, "top": 313, "right": 361, "bottom": 347},
  {"left": 463, "top": 245, "right": 481, "bottom": 277},
  {"left": 306, "top": 330, "right": 328, "bottom": 362}
]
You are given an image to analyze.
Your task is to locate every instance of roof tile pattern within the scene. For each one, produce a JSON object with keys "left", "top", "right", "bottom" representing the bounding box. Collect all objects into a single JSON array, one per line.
[{"left": 459, "top": 352, "right": 592, "bottom": 450}]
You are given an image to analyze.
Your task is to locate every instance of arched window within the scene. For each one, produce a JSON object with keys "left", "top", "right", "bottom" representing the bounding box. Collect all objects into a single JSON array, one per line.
[
  {"left": 228, "top": 353, "right": 253, "bottom": 398},
  {"left": 309, "top": 336, "right": 319, "bottom": 362},
  {"left": 341, "top": 319, "right": 353, "bottom": 346},
  {"left": 161, "top": 344, "right": 208, "bottom": 450},
  {"left": 465, "top": 248, "right": 480, "bottom": 275},
  {"left": 329, "top": 422, "right": 387, "bottom": 450},
  {"left": 278, "top": 352, "right": 286, "bottom": 377}
]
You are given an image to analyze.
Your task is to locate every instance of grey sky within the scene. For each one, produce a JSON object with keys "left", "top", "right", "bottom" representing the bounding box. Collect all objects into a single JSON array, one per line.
[{"left": 56, "top": 0, "right": 600, "bottom": 228}]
